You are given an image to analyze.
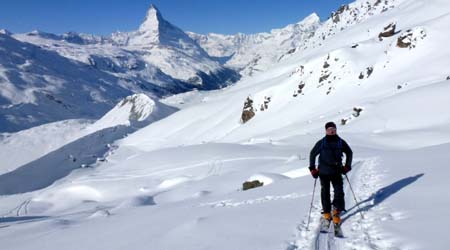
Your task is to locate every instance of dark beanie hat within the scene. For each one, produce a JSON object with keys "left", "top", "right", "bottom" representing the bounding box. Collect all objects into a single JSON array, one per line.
[{"left": 325, "top": 121, "right": 336, "bottom": 129}]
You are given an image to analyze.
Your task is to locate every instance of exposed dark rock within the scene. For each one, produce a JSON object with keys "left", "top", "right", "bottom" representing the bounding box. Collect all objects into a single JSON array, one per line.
[
  {"left": 359, "top": 72, "right": 364, "bottom": 79},
  {"left": 241, "top": 97, "right": 255, "bottom": 123},
  {"left": 287, "top": 48, "right": 296, "bottom": 54},
  {"left": 378, "top": 22, "right": 397, "bottom": 41},
  {"left": 332, "top": 13, "right": 341, "bottom": 23},
  {"left": 260, "top": 96, "right": 271, "bottom": 111},
  {"left": 323, "top": 61, "right": 330, "bottom": 68},
  {"left": 447, "top": 76, "right": 450, "bottom": 80},
  {"left": 366, "top": 67, "right": 374, "bottom": 78},
  {"left": 298, "top": 82, "right": 305, "bottom": 93},
  {"left": 352, "top": 107, "right": 363, "bottom": 117},
  {"left": 397, "top": 36, "right": 411, "bottom": 48},
  {"left": 351, "top": 43, "right": 359, "bottom": 48},
  {"left": 331, "top": 5, "right": 349, "bottom": 23},
  {"left": 243, "top": 180, "right": 264, "bottom": 191},
  {"left": 294, "top": 82, "right": 306, "bottom": 97},
  {"left": 396, "top": 28, "right": 426, "bottom": 49},
  {"left": 341, "top": 118, "right": 348, "bottom": 125},
  {"left": 319, "top": 73, "right": 331, "bottom": 83}
]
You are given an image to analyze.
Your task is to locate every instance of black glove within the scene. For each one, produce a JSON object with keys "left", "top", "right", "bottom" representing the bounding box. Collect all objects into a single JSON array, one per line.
[
  {"left": 310, "top": 168, "right": 319, "bottom": 179},
  {"left": 342, "top": 166, "right": 351, "bottom": 175}
]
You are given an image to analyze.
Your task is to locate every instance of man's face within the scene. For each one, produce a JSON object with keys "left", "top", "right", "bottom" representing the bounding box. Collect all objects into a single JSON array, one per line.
[{"left": 326, "top": 127, "right": 337, "bottom": 135}]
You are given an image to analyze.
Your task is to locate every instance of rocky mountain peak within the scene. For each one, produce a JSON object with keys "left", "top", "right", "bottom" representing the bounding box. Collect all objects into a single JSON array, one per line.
[{"left": 138, "top": 4, "right": 164, "bottom": 34}]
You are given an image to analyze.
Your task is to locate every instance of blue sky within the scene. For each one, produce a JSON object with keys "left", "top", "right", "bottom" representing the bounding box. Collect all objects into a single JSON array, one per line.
[{"left": 0, "top": 0, "right": 354, "bottom": 35}]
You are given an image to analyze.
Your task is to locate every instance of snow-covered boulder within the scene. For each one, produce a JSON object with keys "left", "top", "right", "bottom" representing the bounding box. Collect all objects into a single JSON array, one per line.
[{"left": 378, "top": 22, "right": 397, "bottom": 41}]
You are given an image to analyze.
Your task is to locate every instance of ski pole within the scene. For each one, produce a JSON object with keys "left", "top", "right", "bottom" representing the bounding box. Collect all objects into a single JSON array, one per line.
[
  {"left": 306, "top": 178, "right": 317, "bottom": 231},
  {"left": 344, "top": 174, "right": 364, "bottom": 219}
]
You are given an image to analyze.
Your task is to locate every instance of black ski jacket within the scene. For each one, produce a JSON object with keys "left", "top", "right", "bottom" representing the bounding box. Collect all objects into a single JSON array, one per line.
[{"left": 309, "top": 135, "right": 353, "bottom": 175}]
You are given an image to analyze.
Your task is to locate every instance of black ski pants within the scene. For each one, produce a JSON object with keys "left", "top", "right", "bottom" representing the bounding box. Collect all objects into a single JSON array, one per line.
[{"left": 319, "top": 174, "right": 345, "bottom": 213}]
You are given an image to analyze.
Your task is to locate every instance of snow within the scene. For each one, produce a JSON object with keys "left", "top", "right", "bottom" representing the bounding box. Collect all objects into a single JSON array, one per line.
[
  {"left": 1, "top": 0, "right": 450, "bottom": 249},
  {"left": 0, "top": 119, "right": 91, "bottom": 173}
]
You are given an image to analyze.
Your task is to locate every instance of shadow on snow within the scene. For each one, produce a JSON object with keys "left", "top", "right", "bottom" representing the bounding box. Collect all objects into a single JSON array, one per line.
[
  {"left": 342, "top": 173, "right": 424, "bottom": 223},
  {"left": 0, "top": 126, "right": 133, "bottom": 196}
]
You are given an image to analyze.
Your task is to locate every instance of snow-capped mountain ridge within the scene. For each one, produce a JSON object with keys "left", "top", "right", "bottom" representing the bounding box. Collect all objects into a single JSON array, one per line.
[
  {"left": 187, "top": 12, "right": 321, "bottom": 76},
  {"left": 0, "top": 4, "right": 239, "bottom": 132}
]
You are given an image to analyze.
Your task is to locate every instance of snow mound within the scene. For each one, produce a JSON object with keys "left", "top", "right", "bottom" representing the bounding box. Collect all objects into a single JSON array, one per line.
[
  {"left": 27, "top": 185, "right": 104, "bottom": 213},
  {"left": 247, "top": 172, "right": 290, "bottom": 186},
  {"left": 158, "top": 176, "right": 191, "bottom": 189},
  {"left": 88, "top": 209, "right": 111, "bottom": 219},
  {"left": 117, "top": 195, "right": 156, "bottom": 208},
  {"left": 282, "top": 167, "right": 311, "bottom": 179}
]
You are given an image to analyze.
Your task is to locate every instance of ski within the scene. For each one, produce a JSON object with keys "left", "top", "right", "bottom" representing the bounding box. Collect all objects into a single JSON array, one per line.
[
  {"left": 319, "top": 217, "right": 331, "bottom": 233},
  {"left": 334, "top": 223, "right": 344, "bottom": 238}
]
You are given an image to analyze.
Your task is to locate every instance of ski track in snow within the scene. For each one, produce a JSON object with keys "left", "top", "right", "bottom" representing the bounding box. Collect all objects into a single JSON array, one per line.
[
  {"left": 287, "top": 157, "right": 404, "bottom": 250},
  {"left": 72, "top": 156, "right": 288, "bottom": 183},
  {"left": 199, "top": 192, "right": 310, "bottom": 208}
]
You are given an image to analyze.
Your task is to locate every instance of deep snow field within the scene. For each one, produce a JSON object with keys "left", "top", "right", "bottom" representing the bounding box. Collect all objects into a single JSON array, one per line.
[{"left": 1, "top": 0, "right": 450, "bottom": 249}]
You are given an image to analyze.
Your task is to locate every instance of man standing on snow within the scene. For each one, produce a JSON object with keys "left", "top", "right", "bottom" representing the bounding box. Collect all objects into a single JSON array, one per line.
[{"left": 309, "top": 121, "right": 353, "bottom": 230}]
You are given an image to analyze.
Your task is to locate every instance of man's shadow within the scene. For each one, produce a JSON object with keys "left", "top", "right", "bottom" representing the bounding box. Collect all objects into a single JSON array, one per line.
[{"left": 342, "top": 173, "right": 424, "bottom": 223}]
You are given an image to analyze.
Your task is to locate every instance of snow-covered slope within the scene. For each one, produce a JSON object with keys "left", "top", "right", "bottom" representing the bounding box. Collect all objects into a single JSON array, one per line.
[
  {"left": 0, "top": 93, "right": 175, "bottom": 176},
  {"left": 0, "top": 5, "right": 239, "bottom": 132},
  {"left": 1, "top": 0, "right": 450, "bottom": 249},
  {"left": 188, "top": 0, "right": 415, "bottom": 79},
  {"left": 0, "top": 32, "right": 133, "bottom": 132}
]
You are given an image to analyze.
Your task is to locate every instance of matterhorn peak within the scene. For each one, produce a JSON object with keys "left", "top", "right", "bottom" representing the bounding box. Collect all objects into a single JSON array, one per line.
[
  {"left": 138, "top": 4, "right": 164, "bottom": 33},
  {"left": 129, "top": 4, "right": 202, "bottom": 49}
]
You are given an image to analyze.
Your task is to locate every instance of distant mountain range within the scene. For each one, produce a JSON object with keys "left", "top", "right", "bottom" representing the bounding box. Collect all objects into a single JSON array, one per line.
[
  {"left": 0, "top": 5, "right": 239, "bottom": 132},
  {"left": 0, "top": 1, "right": 409, "bottom": 132}
]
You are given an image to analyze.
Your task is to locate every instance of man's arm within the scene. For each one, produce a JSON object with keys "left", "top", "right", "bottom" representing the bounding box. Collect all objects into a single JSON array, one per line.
[
  {"left": 342, "top": 140, "right": 353, "bottom": 167},
  {"left": 309, "top": 140, "right": 321, "bottom": 170}
]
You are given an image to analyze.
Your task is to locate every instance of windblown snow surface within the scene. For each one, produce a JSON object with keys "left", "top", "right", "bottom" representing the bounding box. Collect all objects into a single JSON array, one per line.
[{"left": 1, "top": 0, "right": 450, "bottom": 249}]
